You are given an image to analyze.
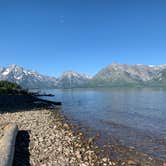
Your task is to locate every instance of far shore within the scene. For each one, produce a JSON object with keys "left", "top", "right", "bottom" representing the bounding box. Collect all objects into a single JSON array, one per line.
[{"left": 0, "top": 94, "right": 164, "bottom": 166}]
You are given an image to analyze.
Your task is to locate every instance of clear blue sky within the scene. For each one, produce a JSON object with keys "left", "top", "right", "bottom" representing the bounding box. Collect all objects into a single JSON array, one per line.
[{"left": 0, "top": 0, "right": 166, "bottom": 76}]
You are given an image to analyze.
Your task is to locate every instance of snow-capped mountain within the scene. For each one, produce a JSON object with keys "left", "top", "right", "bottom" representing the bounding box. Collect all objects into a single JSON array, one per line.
[
  {"left": 57, "top": 71, "right": 92, "bottom": 88},
  {"left": 92, "top": 63, "right": 166, "bottom": 87},
  {"left": 1, "top": 63, "right": 166, "bottom": 89},
  {"left": 0, "top": 65, "right": 92, "bottom": 89},
  {"left": 0, "top": 64, "right": 58, "bottom": 89}
]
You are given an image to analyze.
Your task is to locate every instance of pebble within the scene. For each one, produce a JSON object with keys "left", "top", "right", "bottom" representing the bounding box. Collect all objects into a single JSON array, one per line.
[{"left": 127, "top": 160, "right": 137, "bottom": 165}]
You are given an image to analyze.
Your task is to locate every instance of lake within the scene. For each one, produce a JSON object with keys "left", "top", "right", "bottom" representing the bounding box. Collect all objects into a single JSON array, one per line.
[{"left": 40, "top": 88, "right": 166, "bottom": 160}]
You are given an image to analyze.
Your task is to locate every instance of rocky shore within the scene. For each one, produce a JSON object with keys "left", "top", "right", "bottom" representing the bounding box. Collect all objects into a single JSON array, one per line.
[
  {"left": 0, "top": 95, "right": 117, "bottom": 165},
  {"left": 0, "top": 95, "right": 164, "bottom": 166},
  {"left": 1, "top": 109, "right": 108, "bottom": 165}
]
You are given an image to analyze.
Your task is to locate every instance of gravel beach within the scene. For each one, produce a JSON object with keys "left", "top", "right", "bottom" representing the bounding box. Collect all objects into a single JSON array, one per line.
[
  {"left": 1, "top": 109, "right": 112, "bottom": 165},
  {"left": 0, "top": 95, "right": 164, "bottom": 166},
  {"left": 0, "top": 95, "right": 116, "bottom": 166}
]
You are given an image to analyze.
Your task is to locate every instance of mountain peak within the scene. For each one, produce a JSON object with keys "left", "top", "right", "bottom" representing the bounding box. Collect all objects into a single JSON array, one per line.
[
  {"left": 61, "top": 70, "right": 92, "bottom": 79},
  {"left": 8, "top": 64, "right": 22, "bottom": 69},
  {"left": 58, "top": 70, "right": 91, "bottom": 88}
]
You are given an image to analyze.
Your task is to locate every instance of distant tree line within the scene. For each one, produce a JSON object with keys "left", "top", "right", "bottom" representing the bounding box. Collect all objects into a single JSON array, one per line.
[{"left": 0, "top": 80, "right": 28, "bottom": 95}]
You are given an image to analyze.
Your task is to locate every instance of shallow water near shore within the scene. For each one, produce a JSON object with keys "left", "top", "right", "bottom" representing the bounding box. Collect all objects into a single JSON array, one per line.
[{"left": 40, "top": 88, "right": 166, "bottom": 161}]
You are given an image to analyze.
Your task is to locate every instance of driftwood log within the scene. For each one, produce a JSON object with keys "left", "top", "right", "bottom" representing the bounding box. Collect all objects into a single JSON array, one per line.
[
  {"left": 36, "top": 98, "right": 62, "bottom": 106},
  {"left": 0, "top": 123, "right": 18, "bottom": 166}
]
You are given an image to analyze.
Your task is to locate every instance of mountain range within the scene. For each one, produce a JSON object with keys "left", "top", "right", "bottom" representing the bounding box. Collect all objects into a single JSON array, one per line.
[{"left": 0, "top": 63, "right": 166, "bottom": 89}]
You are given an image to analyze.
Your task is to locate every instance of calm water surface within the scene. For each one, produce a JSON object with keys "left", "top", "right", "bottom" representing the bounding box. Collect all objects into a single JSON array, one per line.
[{"left": 41, "top": 88, "right": 166, "bottom": 160}]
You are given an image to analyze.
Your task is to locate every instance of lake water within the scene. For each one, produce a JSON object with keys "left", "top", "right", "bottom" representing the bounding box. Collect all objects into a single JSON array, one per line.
[{"left": 41, "top": 88, "right": 166, "bottom": 160}]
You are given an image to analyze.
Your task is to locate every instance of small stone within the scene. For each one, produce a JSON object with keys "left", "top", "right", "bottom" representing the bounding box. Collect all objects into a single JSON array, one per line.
[
  {"left": 63, "top": 123, "right": 69, "bottom": 129},
  {"left": 81, "top": 163, "right": 87, "bottom": 166},
  {"left": 102, "top": 157, "right": 107, "bottom": 162},
  {"left": 127, "top": 160, "right": 137, "bottom": 165},
  {"left": 75, "top": 150, "right": 81, "bottom": 159},
  {"left": 121, "top": 162, "right": 126, "bottom": 165}
]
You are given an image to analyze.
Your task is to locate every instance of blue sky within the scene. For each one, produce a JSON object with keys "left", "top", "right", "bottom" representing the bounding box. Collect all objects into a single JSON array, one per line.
[{"left": 0, "top": 0, "right": 166, "bottom": 76}]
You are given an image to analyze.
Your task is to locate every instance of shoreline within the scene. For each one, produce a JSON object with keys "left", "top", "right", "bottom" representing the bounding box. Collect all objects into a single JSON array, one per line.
[
  {"left": 0, "top": 94, "right": 164, "bottom": 165},
  {"left": 58, "top": 109, "right": 164, "bottom": 166}
]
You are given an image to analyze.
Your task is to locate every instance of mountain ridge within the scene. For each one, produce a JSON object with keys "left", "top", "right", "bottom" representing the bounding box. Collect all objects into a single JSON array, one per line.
[{"left": 1, "top": 63, "right": 166, "bottom": 88}]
